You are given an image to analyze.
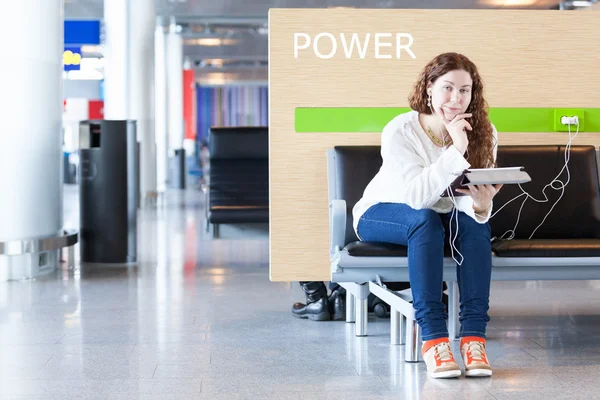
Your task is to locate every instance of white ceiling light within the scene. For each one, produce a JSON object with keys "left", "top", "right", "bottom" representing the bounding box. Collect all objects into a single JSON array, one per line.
[
  {"left": 570, "top": 1, "right": 592, "bottom": 6},
  {"left": 503, "top": 0, "right": 537, "bottom": 5},
  {"left": 184, "top": 38, "right": 239, "bottom": 46},
  {"left": 478, "top": 0, "right": 537, "bottom": 5}
]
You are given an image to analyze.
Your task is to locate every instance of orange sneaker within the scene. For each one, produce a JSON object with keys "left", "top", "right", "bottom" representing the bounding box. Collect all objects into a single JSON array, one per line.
[
  {"left": 460, "top": 337, "right": 493, "bottom": 377},
  {"left": 422, "top": 337, "right": 462, "bottom": 378}
]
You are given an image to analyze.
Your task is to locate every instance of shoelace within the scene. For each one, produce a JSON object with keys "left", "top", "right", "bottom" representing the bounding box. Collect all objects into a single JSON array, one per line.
[
  {"left": 467, "top": 341, "right": 485, "bottom": 361},
  {"left": 434, "top": 343, "right": 454, "bottom": 362}
]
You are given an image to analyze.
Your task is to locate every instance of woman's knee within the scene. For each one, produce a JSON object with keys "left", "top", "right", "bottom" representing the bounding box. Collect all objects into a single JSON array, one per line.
[{"left": 410, "top": 209, "right": 444, "bottom": 237}]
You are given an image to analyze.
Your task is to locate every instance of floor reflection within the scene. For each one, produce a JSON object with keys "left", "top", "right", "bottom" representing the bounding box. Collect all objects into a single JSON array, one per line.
[{"left": 0, "top": 186, "right": 599, "bottom": 398}]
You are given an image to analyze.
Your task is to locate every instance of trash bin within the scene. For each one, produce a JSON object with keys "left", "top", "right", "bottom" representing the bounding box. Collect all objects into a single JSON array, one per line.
[
  {"left": 170, "top": 148, "right": 186, "bottom": 189},
  {"left": 78, "top": 120, "right": 137, "bottom": 264}
]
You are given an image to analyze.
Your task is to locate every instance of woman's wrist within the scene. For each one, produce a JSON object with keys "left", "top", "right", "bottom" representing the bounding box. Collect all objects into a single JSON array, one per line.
[
  {"left": 452, "top": 141, "right": 468, "bottom": 155},
  {"left": 473, "top": 202, "right": 490, "bottom": 214}
]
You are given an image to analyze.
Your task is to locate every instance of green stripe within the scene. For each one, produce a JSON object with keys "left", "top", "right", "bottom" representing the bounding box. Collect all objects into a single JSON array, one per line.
[{"left": 294, "top": 107, "right": 600, "bottom": 133}]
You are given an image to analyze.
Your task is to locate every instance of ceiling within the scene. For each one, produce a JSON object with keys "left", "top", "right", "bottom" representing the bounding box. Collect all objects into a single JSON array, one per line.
[
  {"left": 64, "top": 0, "right": 596, "bottom": 82},
  {"left": 65, "top": 0, "right": 574, "bottom": 19}
]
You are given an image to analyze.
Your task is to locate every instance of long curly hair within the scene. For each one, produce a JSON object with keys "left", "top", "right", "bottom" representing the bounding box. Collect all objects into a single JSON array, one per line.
[{"left": 408, "top": 52, "right": 495, "bottom": 169}]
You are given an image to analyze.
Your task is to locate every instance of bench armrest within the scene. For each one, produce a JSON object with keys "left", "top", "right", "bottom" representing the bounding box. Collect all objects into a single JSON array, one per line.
[{"left": 329, "top": 199, "right": 347, "bottom": 258}]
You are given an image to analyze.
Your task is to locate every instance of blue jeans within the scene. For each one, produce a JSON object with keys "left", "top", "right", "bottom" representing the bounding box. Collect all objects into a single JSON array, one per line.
[{"left": 356, "top": 202, "right": 492, "bottom": 341}]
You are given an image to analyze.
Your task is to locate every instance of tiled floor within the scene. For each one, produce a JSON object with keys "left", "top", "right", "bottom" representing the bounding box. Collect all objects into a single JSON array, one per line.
[{"left": 1, "top": 186, "right": 600, "bottom": 399}]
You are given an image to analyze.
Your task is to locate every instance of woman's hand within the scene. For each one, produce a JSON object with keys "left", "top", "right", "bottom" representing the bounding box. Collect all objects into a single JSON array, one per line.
[
  {"left": 444, "top": 113, "right": 472, "bottom": 155},
  {"left": 455, "top": 184, "right": 503, "bottom": 213}
]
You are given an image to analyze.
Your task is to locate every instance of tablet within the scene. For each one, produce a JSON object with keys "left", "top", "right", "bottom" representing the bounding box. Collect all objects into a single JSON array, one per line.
[{"left": 441, "top": 167, "right": 531, "bottom": 197}]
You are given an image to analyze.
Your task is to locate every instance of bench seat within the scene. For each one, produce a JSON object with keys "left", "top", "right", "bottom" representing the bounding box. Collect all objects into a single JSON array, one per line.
[
  {"left": 344, "top": 241, "right": 454, "bottom": 257},
  {"left": 327, "top": 144, "right": 600, "bottom": 363},
  {"left": 206, "top": 127, "right": 269, "bottom": 237},
  {"left": 344, "top": 239, "right": 600, "bottom": 258}
]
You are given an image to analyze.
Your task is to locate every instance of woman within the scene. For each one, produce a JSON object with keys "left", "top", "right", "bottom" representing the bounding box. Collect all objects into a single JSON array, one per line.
[{"left": 353, "top": 52, "right": 501, "bottom": 379}]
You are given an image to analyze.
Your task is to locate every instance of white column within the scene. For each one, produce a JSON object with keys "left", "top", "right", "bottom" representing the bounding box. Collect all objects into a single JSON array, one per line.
[
  {"left": 129, "top": 0, "right": 157, "bottom": 199},
  {"left": 166, "top": 20, "right": 184, "bottom": 152},
  {"left": 103, "top": 0, "right": 129, "bottom": 119},
  {"left": 0, "top": 0, "right": 63, "bottom": 279},
  {"left": 155, "top": 22, "right": 169, "bottom": 192}
]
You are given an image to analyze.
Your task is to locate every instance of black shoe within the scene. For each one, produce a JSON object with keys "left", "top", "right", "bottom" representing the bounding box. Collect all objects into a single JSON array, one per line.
[
  {"left": 328, "top": 286, "right": 346, "bottom": 321},
  {"left": 292, "top": 282, "right": 331, "bottom": 321}
]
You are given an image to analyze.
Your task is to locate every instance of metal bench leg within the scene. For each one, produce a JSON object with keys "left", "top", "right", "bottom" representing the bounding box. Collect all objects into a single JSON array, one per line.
[
  {"left": 405, "top": 319, "right": 421, "bottom": 363},
  {"left": 391, "top": 309, "right": 401, "bottom": 345},
  {"left": 338, "top": 283, "right": 370, "bottom": 336},
  {"left": 346, "top": 290, "right": 355, "bottom": 323},
  {"left": 448, "top": 281, "right": 460, "bottom": 340},
  {"left": 213, "top": 224, "right": 220, "bottom": 238},
  {"left": 400, "top": 315, "right": 407, "bottom": 345},
  {"left": 68, "top": 245, "right": 75, "bottom": 268},
  {"left": 355, "top": 297, "right": 368, "bottom": 337}
]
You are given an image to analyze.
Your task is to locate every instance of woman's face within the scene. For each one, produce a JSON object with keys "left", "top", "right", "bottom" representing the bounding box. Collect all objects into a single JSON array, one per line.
[{"left": 427, "top": 69, "right": 473, "bottom": 123}]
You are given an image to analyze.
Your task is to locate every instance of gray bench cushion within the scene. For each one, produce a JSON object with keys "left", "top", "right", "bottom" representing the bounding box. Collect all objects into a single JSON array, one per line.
[{"left": 344, "top": 241, "right": 454, "bottom": 257}]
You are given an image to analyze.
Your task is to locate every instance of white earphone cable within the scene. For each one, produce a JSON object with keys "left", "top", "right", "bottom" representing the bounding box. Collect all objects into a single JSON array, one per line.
[
  {"left": 430, "top": 108, "right": 579, "bottom": 264},
  {"left": 491, "top": 121, "right": 578, "bottom": 240}
]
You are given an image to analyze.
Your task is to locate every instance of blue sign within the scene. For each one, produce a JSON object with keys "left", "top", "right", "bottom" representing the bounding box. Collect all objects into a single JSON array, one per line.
[
  {"left": 64, "top": 20, "right": 101, "bottom": 45},
  {"left": 64, "top": 47, "right": 82, "bottom": 71}
]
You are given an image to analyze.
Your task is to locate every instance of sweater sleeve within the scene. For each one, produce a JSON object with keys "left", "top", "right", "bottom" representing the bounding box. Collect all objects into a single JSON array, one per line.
[
  {"left": 453, "top": 124, "right": 499, "bottom": 224},
  {"left": 381, "top": 123, "right": 471, "bottom": 209},
  {"left": 455, "top": 195, "right": 493, "bottom": 224}
]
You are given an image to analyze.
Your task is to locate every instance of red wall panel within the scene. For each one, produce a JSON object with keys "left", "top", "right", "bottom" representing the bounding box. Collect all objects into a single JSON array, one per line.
[
  {"left": 183, "top": 69, "right": 196, "bottom": 140},
  {"left": 88, "top": 100, "right": 104, "bottom": 120}
]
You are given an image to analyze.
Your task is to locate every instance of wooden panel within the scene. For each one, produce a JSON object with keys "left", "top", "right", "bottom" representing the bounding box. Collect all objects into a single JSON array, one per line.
[{"left": 268, "top": 9, "right": 600, "bottom": 282}]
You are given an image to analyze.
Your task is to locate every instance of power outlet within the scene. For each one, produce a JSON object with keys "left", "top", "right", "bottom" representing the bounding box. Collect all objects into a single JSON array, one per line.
[{"left": 554, "top": 108, "right": 585, "bottom": 132}]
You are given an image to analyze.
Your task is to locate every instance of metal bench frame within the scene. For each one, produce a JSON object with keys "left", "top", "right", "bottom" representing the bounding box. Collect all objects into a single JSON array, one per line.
[{"left": 327, "top": 148, "right": 600, "bottom": 362}]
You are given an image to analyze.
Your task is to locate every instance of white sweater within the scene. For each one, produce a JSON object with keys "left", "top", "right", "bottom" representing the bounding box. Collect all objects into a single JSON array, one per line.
[{"left": 352, "top": 110, "right": 498, "bottom": 237}]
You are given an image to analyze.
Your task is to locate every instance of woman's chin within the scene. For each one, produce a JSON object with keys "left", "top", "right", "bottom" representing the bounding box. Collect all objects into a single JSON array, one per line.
[{"left": 443, "top": 108, "right": 463, "bottom": 121}]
